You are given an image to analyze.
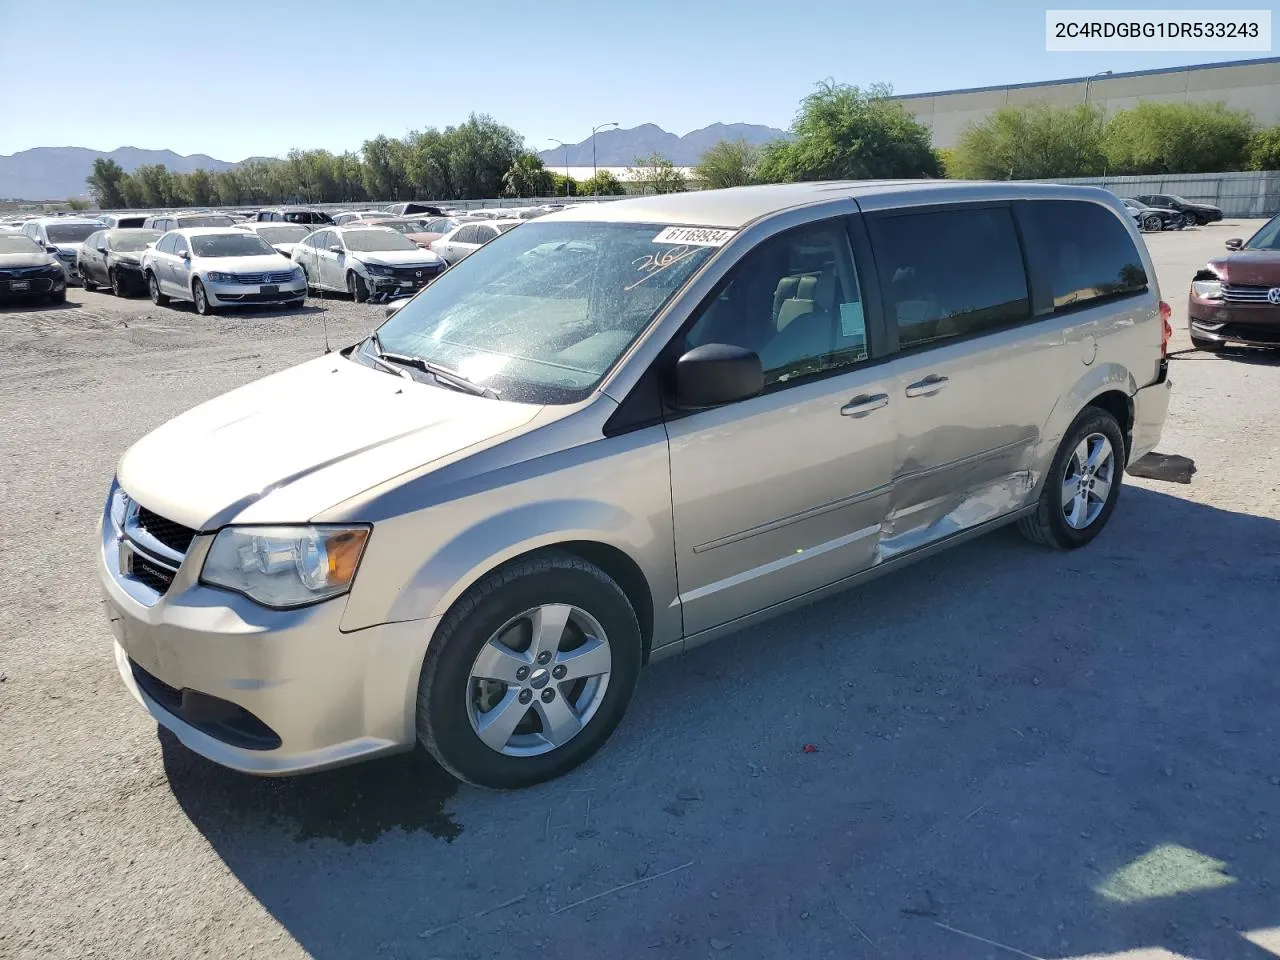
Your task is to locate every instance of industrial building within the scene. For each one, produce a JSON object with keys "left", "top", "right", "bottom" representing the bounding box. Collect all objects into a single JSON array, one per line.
[{"left": 897, "top": 56, "right": 1280, "bottom": 149}]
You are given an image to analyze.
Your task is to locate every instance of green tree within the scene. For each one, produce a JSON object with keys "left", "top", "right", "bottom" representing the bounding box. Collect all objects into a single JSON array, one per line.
[
  {"left": 120, "top": 173, "right": 145, "bottom": 208},
  {"left": 627, "top": 152, "right": 687, "bottom": 193},
  {"left": 548, "top": 172, "right": 578, "bottom": 197},
  {"left": 86, "top": 157, "right": 128, "bottom": 208},
  {"left": 694, "top": 139, "right": 759, "bottom": 189},
  {"left": 361, "top": 135, "right": 411, "bottom": 200},
  {"left": 65, "top": 197, "right": 90, "bottom": 211},
  {"left": 503, "top": 152, "right": 554, "bottom": 197},
  {"left": 213, "top": 170, "right": 243, "bottom": 206},
  {"left": 132, "top": 164, "right": 174, "bottom": 207},
  {"left": 450, "top": 114, "right": 524, "bottom": 199},
  {"left": 1248, "top": 125, "right": 1280, "bottom": 171},
  {"left": 949, "top": 101, "right": 1106, "bottom": 180},
  {"left": 756, "top": 80, "right": 940, "bottom": 182},
  {"left": 576, "top": 170, "right": 625, "bottom": 195},
  {"left": 1103, "top": 101, "right": 1255, "bottom": 174}
]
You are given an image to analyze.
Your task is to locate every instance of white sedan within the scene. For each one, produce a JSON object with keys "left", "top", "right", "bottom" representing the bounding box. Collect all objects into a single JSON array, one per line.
[
  {"left": 291, "top": 225, "right": 447, "bottom": 302},
  {"left": 429, "top": 219, "right": 521, "bottom": 265},
  {"left": 140, "top": 227, "right": 307, "bottom": 315},
  {"left": 235, "top": 221, "right": 315, "bottom": 259}
]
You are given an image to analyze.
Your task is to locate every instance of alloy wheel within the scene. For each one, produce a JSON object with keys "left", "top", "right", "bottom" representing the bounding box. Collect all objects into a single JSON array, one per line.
[
  {"left": 1060, "top": 432, "right": 1115, "bottom": 530},
  {"left": 466, "top": 604, "right": 612, "bottom": 757}
]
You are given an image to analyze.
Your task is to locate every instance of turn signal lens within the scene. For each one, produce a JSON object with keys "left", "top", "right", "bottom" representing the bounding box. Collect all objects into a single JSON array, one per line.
[{"left": 1158, "top": 301, "right": 1172, "bottom": 356}]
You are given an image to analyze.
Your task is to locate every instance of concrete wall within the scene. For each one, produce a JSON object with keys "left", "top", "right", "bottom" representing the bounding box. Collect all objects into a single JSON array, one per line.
[{"left": 900, "top": 57, "right": 1280, "bottom": 148}]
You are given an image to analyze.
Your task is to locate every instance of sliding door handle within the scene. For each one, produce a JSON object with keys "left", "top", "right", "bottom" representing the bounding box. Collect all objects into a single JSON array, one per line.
[
  {"left": 905, "top": 374, "right": 949, "bottom": 398},
  {"left": 840, "top": 393, "right": 889, "bottom": 417}
]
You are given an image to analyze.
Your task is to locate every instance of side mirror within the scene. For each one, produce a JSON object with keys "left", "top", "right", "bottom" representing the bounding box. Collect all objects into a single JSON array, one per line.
[
  {"left": 1225, "top": 238, "right": 1243, "bottom": 251},
  {"left": 180, "top": 250, "right": 191, "bottom": 261},
  {"left": 96, "top": 244, "right": 108, "bottom": 253},
  {"left": 45, "top": 244, "right": 58, "bottom": 253},
  {"left": 329, "top": 244, "right": 343, "bottom": 254},
  {"left": 674, "top": 343, "right": 764, "bottom": 409}
]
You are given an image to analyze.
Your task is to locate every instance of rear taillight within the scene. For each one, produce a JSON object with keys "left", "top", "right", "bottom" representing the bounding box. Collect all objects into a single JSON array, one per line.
[{"left": 1159, "top": 300, "right": 1172, "bottom": 356}]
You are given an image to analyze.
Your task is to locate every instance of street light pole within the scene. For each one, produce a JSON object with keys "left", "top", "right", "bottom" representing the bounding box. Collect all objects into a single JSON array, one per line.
[
  {"left": 550, "top": 139, "right": 569, "bottom": 197},
  {"left": 591, "top": 122, "right": 619, "bottom": 197},
  {"left": 1083, "top": 69, "right": 1112, "bottom": 103}
]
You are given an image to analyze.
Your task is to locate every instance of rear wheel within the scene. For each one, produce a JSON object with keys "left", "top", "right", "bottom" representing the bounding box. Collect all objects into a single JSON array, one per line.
[
  {"left": 147, "top": 272, "right": 169, "bottom": 306},
  {"left": 347, "top": 270, "right": 369, "bottom": 303},
  {"left": 1019, "top": 408, "right": 1125, "bottom": 549},
  {"left": 192, "top": 279, "right": 215, "bottom": 316},
  {"left": 417, "top": 552, "right": 642, "bottom": 788}
]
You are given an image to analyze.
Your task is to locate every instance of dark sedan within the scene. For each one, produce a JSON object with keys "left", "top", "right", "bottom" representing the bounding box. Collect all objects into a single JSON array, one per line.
[
  {"left": 1188, "top": 214, "right": 1280, "bottom": 351},
  {"left": 0, "top": 234, "right": 68, "bottom": 304},
  {"left": 1135, "top": 193, "right": 1223, "bottom": 225},
  {"left": 77, "top": 228, "right": 163, "bottom": 296},
  {"left": 1121, "top": 198, "right": 1185, "bottom": 231}
]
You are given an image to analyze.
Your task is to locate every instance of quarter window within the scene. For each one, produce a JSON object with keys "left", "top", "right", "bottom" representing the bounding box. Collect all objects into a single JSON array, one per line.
[
  {"left": 684, "top": 220, "right": 869, "bottom": 387},
  {"left": 871, "top": 206, "right": 1029, "bottom": 348},
  {"left": 1019, "top": 200, "right": 1147, "bottom": 311}
]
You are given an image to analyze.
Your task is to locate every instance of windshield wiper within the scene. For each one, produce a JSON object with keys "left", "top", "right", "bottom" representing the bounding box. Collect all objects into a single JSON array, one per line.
[{"left": 367, "top": 331, "right": 500, "bottom": 399}]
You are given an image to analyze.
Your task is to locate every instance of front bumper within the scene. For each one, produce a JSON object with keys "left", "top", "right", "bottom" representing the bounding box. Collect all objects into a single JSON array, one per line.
[
  {"left": 206, "top": 278, "right": 307, "bottom": 306},
  {"left": 99, "top": 510, "right": 436, "bottom": 775},
  {"left": 1188, "top": 295, "right": 1280, "bottom": 347},
  {"left": 365, "top": 266, "right": 445, "bottom": 298},
  {"left": 58, "top": 260, "right": 80, "bottom": 285}
]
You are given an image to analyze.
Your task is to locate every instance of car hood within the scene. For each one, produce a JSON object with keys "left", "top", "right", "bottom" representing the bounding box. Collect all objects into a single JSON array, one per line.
[
  {"left": 356, "top": 249, "right": 444, "bottom": 267},
  {"left": 1209, "top": 251, "right": 1280, "bottom": 286},
  {"left": 0, "top": 252, "right": 58, "bottom": 268},
  {"left": 116, "top": 354, "right": 542, "bottom": 530},
  {"left": 193, "top": 253, "right": 295, "bottom": 272}
]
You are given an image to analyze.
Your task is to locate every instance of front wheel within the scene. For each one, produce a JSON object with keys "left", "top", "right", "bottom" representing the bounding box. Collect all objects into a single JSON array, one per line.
[
  {"left": 147, "top": 272, "right": 169, "bottom": 306},
  {"left": 1018, "top": 408, "right": 1125, "bottom": 549},
  {"left": 110, "top": 268, "right": 126, "bottom": 297},
  {"left": 1141, "top": 214, "right": 1162, "bottom": 232},
  {"left": 48, "top": 287, "right": 66, "bottom": 304},
  {"left": 192, "top": 279, "right": 215, "bottom": 316},
  {"left": 417, "top": 552, "right": 642, "bottom": 788},
  {"left": 347, "top": 270, "right": 369, "bottom": 303},
  {"left": 80, "top": 266, "right": 98, "bottom": 291}
]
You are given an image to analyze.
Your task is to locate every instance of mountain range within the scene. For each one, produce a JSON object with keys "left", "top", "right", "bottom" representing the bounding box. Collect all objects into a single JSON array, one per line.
[
  {"left": 0, "top": 147, "right": 243, "bottom": 202},
  {"left": 0, "top": 123, "right": 789, "bottom": 200},
  {"left": 535, "top": 123, "right": 786, "bottom": 168}
]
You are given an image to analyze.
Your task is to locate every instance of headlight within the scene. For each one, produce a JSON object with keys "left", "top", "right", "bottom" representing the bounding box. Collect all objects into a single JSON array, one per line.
[
  {"left": 200, "top": 525, "right": 370, "bottom": 608},
  {"left": 1191, "top": 280, "right": 1223, "bottom": 300},
  {"left": 291, "top": 265, "right": 304, "bottom": 278},
  {"left": 207, "top": 271, "right": 238, "bottom": 283},
  {"left": 116, "top": 254, "right": 140, "bottom": 266},
  {"left": 363, "top": 263, "right": 392, "bottom": 275},
  {"left": 108, "top": 482, "right": 128, "bottom": 530}
]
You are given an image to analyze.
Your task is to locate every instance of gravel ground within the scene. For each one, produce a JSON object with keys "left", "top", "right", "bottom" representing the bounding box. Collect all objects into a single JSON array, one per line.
[{"left": 2, "top": 222, "right": 1279, "bottom": 960}]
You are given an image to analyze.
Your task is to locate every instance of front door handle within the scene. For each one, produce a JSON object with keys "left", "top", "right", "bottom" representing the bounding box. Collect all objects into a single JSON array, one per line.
[
  {"left": 905, "top": 374, "right": 950, "bottom": 398},
  {"left": 840, "top": 393, "right": 889, "bottom": 417}
]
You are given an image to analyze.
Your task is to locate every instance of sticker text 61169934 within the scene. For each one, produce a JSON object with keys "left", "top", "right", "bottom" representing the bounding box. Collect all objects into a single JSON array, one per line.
[{"left": 651, "top": 226, "right": 737, "bottom": 247}]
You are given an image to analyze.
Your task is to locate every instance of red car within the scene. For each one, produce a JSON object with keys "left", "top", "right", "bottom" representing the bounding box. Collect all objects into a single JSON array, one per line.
[{"left": 1188, "top": 214, "right": 1280, "bottom": 351}]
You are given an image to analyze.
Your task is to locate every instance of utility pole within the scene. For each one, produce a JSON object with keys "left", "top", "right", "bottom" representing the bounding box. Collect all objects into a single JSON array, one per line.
[
  {"left": 550, "top": 139, "right": 570, "bottom": 197},
  {"left": 591, "top": 122, "right": 619, "bottom": 197}
]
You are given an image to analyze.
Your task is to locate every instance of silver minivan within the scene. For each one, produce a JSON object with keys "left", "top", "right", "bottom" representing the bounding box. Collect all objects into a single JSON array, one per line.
[{"left": 99, "top": 182, "right": 1172, "bottom": 788}]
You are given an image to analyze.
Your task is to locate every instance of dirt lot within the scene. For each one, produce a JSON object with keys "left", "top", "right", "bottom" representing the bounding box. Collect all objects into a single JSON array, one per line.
[{"left": 2, "top": 222, "right": 1279, "bottom": 960}]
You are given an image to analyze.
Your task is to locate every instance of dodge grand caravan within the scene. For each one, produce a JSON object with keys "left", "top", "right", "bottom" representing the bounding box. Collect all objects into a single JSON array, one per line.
[{"left": 99, "top": 182, "right": 1172, "bottom": 788}]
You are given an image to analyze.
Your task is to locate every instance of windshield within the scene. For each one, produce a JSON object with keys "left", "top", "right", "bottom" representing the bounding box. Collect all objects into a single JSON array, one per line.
[
  {"left": 256, "top": 225, "right": 311, "bottom": 244},
  {"left": 177, "top": 214, "right": 236, "bottom": 228},
  {"left": 1244, "top": 215, "right": 1280, "bottom": 251},
  {"left": 0, "top": 235, "right": 44, "bottom": 255},
  {"left": 190, "top": 233, "right": 276, "bottom": 257},
  {"left": 1123, "top": 199, "right": 1145, "bottom": 209},
  {"left": 111, "top": 230, "right": 162, "bottom": 251},
  {"left": 1164, "top": 196, "right": 1190, "bottom": 205},
  {"left": 371, "top": 220, "right": 718, "bottom": 403},
  {"left": 377, "top": 220, "right": 428, "bottom": 236},
  {"left": 46, "top": 223, "right": 99, "bottom": 243},
  {"left": 342, "top": 229, "right": 418, "bottom": 252}
]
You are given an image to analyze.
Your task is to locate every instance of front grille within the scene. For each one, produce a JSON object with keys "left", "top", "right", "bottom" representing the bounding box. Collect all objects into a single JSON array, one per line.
[
  {"left": 136, "top": 506, "right": 197, "bottom": 554},
  {"left": 132, "top": 553, "right": 177, "bottom": 593},
  {"left": 228, "top": 271, "right": 295, "bottom": 284},
  {"left": 1222, "top": 284, "right": 1278, "bottom": 304}
]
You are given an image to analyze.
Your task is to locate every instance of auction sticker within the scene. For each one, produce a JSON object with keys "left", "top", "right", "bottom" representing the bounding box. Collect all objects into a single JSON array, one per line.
[{"left": 652, "top": 226, "right": 737, "bottom": 247}]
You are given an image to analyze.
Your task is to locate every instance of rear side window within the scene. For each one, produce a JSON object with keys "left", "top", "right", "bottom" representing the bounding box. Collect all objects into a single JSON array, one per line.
[
  {"left": 1020, "top": 200, "right": 1147, "bottom": 311},
  {"left": 870, "top": 206, "right": 1029, "bottom": 349}
]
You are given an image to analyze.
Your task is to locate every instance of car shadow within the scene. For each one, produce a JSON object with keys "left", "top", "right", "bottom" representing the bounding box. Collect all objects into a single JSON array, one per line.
[
  {"left": 0, "top": 298, "right": 78, "bottom": 313},
  {"left": 163, "top": 485, "right": 1280, "bottom": 960}
]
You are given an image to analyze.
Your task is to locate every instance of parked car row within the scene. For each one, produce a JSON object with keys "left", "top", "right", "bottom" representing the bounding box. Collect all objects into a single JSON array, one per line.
[{"left": 1187, "top": 211, "right": 1280, "bottom": 351}]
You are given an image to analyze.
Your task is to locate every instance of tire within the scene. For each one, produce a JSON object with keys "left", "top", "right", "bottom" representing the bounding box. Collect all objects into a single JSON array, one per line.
[
  {"left": 347, "top": 270, "right": 369, "bottom": 303},
  {"left": 300, "top": 263, "right": 315, "bottom": 294},
  {"left": 1018, "top": 407, "right": 1125, "bottom": 550},
  {"left": 48, "top": 288, "right": 66, "bottom": 304},
  {"left": 1191, "top": 334, "right": 1223, "bottom": 353},
  {"left": 110, "top": 268, "right": 126, "bottom": 297},
  {"left": 192, "top": 279, "right": 215, "bottom": 316},
  {"left": 1141, "top": 214, "right": 1162, "bottom": 232},
  {"left": 417, "top": 551, "right": 643, "bottom": 789},
  {"left": 286, "top": 298, "right": 305, "bottom": 309},
  {"left": 80, "top": 266, "right": 98, "bottom": 291},
  {"left": 147, "top": 272, "right": 169, "bottom": 306}
]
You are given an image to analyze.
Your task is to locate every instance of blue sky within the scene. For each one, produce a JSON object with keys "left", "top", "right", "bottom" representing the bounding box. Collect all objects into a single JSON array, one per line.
[{"left": 0, "top": 0, "right": 1267, "bottom": 159}]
